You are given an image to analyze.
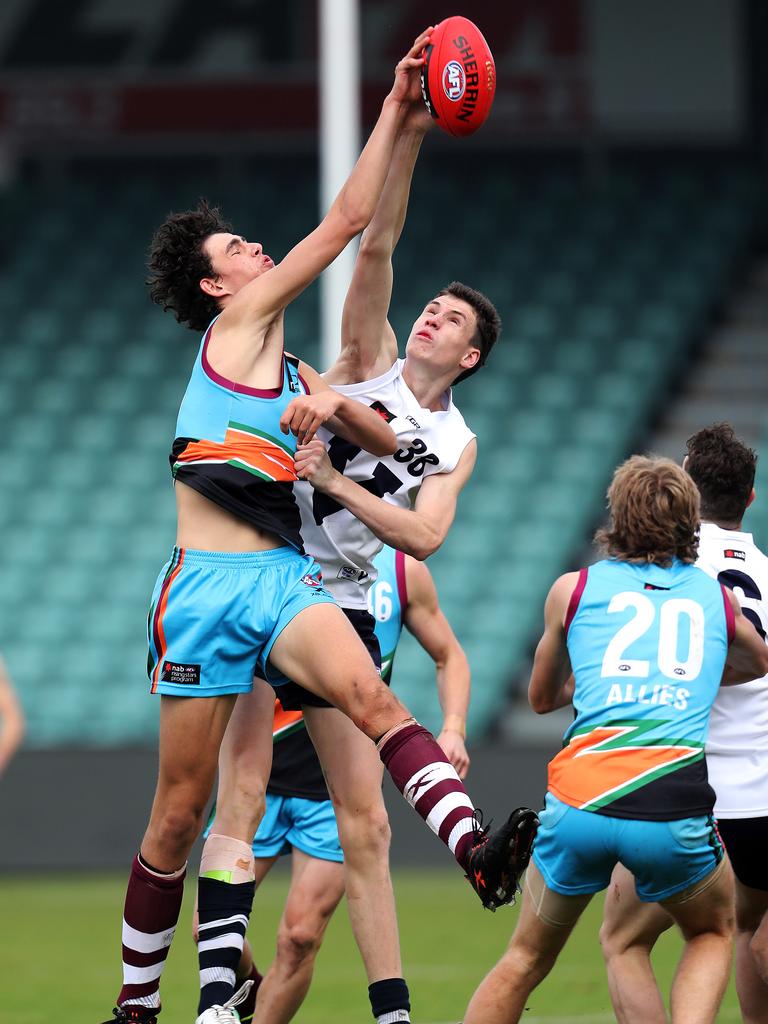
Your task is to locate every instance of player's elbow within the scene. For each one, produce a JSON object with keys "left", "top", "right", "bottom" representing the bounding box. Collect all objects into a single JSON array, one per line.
[
  {"left": 370, "top": 432, "right": 398, "bottom": 457},
  {"left": 528, "top": 686, "right": 555, "bottom": 714},
  {"left": 358, "top": 230, "right": 394, "bottom": 262},
  {"left": 409, "top": 533, "right": 442, "bottom": 562}
]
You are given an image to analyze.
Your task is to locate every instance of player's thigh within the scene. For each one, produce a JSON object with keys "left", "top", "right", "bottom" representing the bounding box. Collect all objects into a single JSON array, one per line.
[
  {"left": 282, "top": 848, "right": 346, "bottom": 938},
  {"left": 601, "top": 863, "right": 673, "bottom": 954},
  {"left": 661, "top": 856, "right": 735, "bottom": 940},
  {"left": 270, "top": 605, "right": 407, "bottom": 729},
  {"left": 303, "top": 705, "right": 386, "bottom": 812},
  {"left": 156, "top": 692, "right": 238, "bottom": 804},
  {"left": 217, "top": 677, "right": 276, "bottom": 803},
  {"left": 719, "top": 816, "right": 768, "bottom": 930},
  {"left": 511, "top": 860, "right": 592, "bottom": 964}
]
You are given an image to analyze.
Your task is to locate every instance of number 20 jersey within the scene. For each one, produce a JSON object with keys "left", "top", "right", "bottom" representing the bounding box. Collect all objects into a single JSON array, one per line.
[
  {"left": 549, "top": 558, "right": 733, "bottom": 821},
  {"left": 295, "top": 359, "right": 475, "bottom": 609}
]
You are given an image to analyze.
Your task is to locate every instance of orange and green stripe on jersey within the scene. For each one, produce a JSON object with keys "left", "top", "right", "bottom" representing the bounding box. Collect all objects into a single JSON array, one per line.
[
  {"left": 173, "top": 421, "right": 297, "bottom": 483},
  {"left": 548, "top": 718, "right": 704, "bottom": 814},
  {"left": 149, "top": 547, "right": 186, "bottom": 694},
  {"left": 272, "top": 699, "right": 305, "bottom": 742}
]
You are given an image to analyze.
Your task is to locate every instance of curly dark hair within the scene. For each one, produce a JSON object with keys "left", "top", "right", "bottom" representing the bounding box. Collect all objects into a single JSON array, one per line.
[
  {"left": 685, "top": 423, "right": 757, "bottom": 525},
  {"left": 438, "top": 281, "right": 502, "bottom": 384},
  {"left": 595, "top": 456, "right": 700, "bottom": 566},
  {"left": 147, "top": 199, "right": 232, "bottom": 332}
]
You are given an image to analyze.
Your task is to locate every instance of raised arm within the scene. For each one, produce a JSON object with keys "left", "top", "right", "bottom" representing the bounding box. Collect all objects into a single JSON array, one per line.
[
  {"left": 218, "top": 30, "right": 432, "bottom": 335},
  {"left": 528, "top": 574, "right": 579, "bottom": 714},
  {"left": 295, "top": 438, "right": 476, "bottom": 559},
  {"left": 721, "top": 588, "right": 768, "bottom": 684},
  {"left": 403, "top": 556, "right": 470, "bottom": 778},
  {"left": 326, "top": 113, "right": 432, "bottom": 383}
]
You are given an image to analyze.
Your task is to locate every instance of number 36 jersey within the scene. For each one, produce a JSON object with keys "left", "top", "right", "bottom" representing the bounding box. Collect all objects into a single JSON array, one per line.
[
  {"left": 549, "top": 558, "right": 734, "bottom": 821},
  {"left": 295, "top": 359, "right": 475, "bottom": 609}
]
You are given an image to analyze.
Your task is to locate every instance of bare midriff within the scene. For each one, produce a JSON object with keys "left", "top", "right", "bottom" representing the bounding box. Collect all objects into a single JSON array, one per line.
[{"left": 174, "top": 480, "right": 284, "bottom": 552}]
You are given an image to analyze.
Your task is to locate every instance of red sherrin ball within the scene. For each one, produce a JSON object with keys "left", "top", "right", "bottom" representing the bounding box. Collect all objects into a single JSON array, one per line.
[{"left": 421, "top": 16, "right": 496, "bottom": 137}]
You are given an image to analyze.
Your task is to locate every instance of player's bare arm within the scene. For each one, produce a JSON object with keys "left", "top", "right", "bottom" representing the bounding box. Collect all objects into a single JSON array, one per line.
[
  {"left": 327, "top": 110, "right": 434, "bottom": 384},
  {"left": 295, "top": 439, "right": 476, "bottom": 560},
  {"left": 202, "top": 30, "right": 432, "bottom": 382},
  {"left": 721, "top": 588, "right": 768, "bottom": 684},
  {"left": 528, "top": 573, "right": 579, "bottom": 713},
  {"left": 0, "top": 657, "right": 24, "bottom": 775},
  {"left": 279, "top": 360, "right": 397, "bottom": 454},
  {"left": 403, "top": 556, "right": 470, "bottom": 778}
]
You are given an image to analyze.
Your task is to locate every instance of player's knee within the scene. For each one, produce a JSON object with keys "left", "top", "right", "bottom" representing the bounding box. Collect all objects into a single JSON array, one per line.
[
  {"left": 345, "top": 676, "right": 403, "bottom": 734},
  {"left": 152, "top": 801, "right": 206, "bottom": 851},
  {"left": 338, "top": 803, "right": 392, "bottom": 860},
  {"left": 277, "top": 919, "right": 322, "bottom": 968},
  {"left": 506, "top": 939, "right": 557, "bottom": 986}
]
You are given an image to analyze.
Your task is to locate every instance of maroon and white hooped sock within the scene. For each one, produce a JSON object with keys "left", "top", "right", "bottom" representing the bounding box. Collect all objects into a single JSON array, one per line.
[
  {"left": 117, "top": 854, "right": 186, "bottom": 1009},
  {"left": 378, "top": 722, "right": 476, "bottom": 870}
]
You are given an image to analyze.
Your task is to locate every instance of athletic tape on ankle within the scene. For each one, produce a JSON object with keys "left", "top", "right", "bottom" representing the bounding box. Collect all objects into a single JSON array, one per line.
[{"left": 200, "top": 834, "right": 255, "bottom": 884}]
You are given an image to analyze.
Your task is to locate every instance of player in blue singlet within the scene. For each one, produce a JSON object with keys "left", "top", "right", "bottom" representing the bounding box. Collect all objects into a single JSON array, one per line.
[
  {"left": 463, "top": 456, "right": 768, "bottom": 1024},
  {"left": 194, "top": 547, "right": 470, "bottom": 1024}
]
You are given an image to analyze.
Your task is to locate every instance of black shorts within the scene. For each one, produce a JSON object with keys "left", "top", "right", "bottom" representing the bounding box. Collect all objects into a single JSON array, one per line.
[
  {"left": 276, "top": 607, "right": 381, "bottom": 710},
  {"left": 717, "top": 816, "right": 768, "bottom": 891}
]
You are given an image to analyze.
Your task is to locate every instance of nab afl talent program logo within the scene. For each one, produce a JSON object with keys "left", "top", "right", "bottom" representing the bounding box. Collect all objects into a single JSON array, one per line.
[{"left": 442, "top": 60, "right": 466, "bottom": 102}]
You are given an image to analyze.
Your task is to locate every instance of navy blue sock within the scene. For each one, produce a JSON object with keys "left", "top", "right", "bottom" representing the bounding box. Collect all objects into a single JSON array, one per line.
[{"left": 368, "top": 977, "right": 411, "bottom": 1023}]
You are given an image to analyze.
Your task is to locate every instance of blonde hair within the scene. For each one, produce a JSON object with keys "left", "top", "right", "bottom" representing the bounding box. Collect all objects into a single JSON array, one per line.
[{"left": 595, "top": 455, "right": 700, "bottom": 566}]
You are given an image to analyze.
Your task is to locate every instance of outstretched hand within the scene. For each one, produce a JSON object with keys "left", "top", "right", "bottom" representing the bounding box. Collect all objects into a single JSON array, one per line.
[{"left": 390, "top": 27, "right": 433, "bottom": 113}]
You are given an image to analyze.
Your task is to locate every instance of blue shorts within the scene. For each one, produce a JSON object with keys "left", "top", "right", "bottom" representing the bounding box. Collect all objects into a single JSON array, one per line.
[
  {"left": 147, "top": 546, "right": 335, "bottom": 697},
  {"left": 251, "top": 792, "right": 343, "bottom": 862},
  {"left": 204, "top": 793, "right": 343, "bottom": 863},
  {"left": 532, "top": 793, "right": 724, "bottom": 902}
]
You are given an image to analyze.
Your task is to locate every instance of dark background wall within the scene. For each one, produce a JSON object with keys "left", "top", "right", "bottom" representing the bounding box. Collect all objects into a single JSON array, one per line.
[{"left": 0, "top": 744, "right": 550, "bottom": 871}]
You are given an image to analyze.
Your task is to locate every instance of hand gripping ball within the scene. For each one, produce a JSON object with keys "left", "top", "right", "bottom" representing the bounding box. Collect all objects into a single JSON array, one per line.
[{"left": 420, "top": 16, "right": 496, "bottom": 137}]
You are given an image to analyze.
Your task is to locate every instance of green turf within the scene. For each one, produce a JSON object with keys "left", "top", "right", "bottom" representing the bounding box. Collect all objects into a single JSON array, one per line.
[{"left": 0, "top": 869, "right": 740, "bottom": 1022}]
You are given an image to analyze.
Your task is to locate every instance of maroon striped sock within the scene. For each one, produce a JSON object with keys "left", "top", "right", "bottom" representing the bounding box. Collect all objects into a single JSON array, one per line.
[
  {"left": 117, "top": 854, "right": 186, "bottom": 1009},
  {"left": 379, "top": 723, "right": 477, "bottom": 870}
]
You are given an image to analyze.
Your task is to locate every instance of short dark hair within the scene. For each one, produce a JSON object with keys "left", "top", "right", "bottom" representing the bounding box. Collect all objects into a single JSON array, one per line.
[
  {"left": 147, "top": 199, "right": 232, "bottom": 332},
  {"left": 439, "top": 281, "right": 501, "bottom": 384},
  {"left": 685, "top": 423, "right": 757, "bottom": 525}
]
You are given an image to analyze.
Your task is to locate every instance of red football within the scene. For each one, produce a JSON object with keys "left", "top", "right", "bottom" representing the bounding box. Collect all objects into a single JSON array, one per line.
[{"left": 421, "top": 16, "right": 496, "bottom": 137}]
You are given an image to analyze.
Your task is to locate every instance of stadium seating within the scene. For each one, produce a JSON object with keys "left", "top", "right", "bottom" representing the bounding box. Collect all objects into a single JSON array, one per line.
[{"left": 0, "top": 159, "right": 760, "bottom": 745}]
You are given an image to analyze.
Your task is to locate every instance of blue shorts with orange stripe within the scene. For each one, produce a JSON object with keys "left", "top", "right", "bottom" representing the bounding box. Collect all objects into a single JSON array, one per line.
[{"left": 147, "top": 546, "right": 336, "bottom": 697}]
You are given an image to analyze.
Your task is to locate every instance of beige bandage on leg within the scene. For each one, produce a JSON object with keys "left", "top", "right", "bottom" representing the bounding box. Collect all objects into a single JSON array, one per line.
[
  {"left": 200, "top": 834, "right": 256, "bottom": 884},
  {"left": 525, "top": 860, "right": 593, "bottom": 928}
]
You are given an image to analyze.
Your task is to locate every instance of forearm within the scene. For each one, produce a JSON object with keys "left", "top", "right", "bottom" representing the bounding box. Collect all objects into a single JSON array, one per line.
[
  {"left": 436, "top": 652, "right": 471, "bottom": 735},
  {"left": 333, "top": 96, "right": 408, "bottom": 234},
  {"left": 321, "top": 471, "right": 442, "bottom": 559},
  {"left": 360, "top": 128, "right": 426, "bottom": 254},
  {"left": 327, "top": 397, "right": 397, "bottom": 456}
]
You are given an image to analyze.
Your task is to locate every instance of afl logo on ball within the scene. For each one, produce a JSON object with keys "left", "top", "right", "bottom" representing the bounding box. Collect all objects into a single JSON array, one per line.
[{"left": 442, "top": 60, "right": 465, "bottom": 101}]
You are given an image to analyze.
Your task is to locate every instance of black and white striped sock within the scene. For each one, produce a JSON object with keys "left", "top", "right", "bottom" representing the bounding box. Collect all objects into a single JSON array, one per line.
[{"left": 197, "top": 876, "right": 255, "bottom": 1014}]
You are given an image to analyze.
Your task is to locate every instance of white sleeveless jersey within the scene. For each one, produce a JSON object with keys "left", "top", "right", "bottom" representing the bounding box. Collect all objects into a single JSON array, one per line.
[
  {"left": 697, "top": 522, "right": 768, "bottom": 818},
  {"left": 296, "top": 359, "right": 475, "bottom": 609}
]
